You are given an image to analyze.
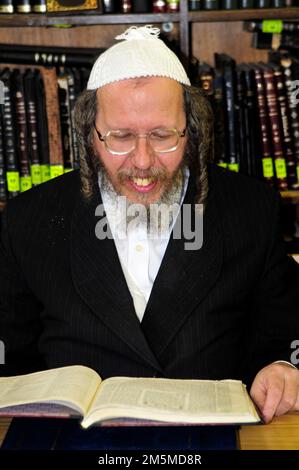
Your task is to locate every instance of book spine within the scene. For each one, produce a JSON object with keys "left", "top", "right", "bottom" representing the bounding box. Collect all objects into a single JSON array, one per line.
[
  {"left": 223, "top": 64, "right": 240, "bottom": 172},
  {"left": 15, "top": 0, "right": 31, "bottom": 12},
  {"left": 222, "top": 0, "right": 238, "bottom": 8},
  {"left": 282, "top": 60, "right": 299, "bottom": 188},
  {"left": 58, "top": 74, "right": 74, "bottom": 171},
  {"left": 236, "top": 68, "right": 249, "bottom": 176},
  {"left": 0, "top": 111, "right": 7, "bottom": 202},
  {"left": 273, "top": 67, "right": 298, "bottom": 189},
  {"left": 1, "top": 70, "right": 20, "bottom": 198},
  {"left": 11, "top": 69, "right": 32, "bottom": 193},
  {"left": 188, "top": 0, "right": 201, "bottom": 9},
  {"left": 262, "top": 66, "right": 288, "bottom": 190},
  {"left": 34, "top": 70, "right": 50, "bottom": 182},
  {"left": 253, "top": 66, "right": 275, "bottom": 186},
  {"left": 243, "top": 67, "right": 260, "bottom": 178},
  {"left": 271, "top": 0, "right": 285, "bottom": 6},
  {"left": 24, "top": 70, "right": 43, "bottom": 187},
  {"left": 239, "top": 0, "right": 254, "bottom": 8},
  {"left": 39, "top": 67, "right": 63, "bottom": 175},
  {"left": 256, "top": 0, "right": 271, "bottom": 7},
  {"left": 31, "top": 0, "right": 47, "bottom": 12},
  {"left": 202, "top": 0, "right": 219, "bottom": 9},
  {"left": 67, "top": 70, "right": 80, "bottom": 170},
  {"left": 212, "top": 72, "right": 227, "bottom": 168},
  {"left": 0, "top": 0, "right": 14, "bottom": 12}
]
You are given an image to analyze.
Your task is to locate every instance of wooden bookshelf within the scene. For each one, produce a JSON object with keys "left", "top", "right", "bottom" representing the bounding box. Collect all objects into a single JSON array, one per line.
[
  {"left": 0, "top": 12, "right": 180, "bottom": 27},
  {"left": 189, "top": 7, "right": 299, "bottom": 23},
  {"left": 281, "top": 191, "right": 299, "bottom": 202}
]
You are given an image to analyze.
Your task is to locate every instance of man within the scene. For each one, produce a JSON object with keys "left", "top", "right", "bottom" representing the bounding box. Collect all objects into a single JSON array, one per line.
[{"left": 0, "top": 26, "right": 299, "bottom": 424}]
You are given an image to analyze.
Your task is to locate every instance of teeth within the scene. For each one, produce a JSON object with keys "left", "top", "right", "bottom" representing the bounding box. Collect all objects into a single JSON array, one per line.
[{"left": 132, "top": 177, "right": 154, "bottom": 187}]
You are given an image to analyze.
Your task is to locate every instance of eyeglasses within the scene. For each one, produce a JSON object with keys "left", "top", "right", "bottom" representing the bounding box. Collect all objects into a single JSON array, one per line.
[{"left": 94, "top": 126, "right": 186, "bottom": 156}]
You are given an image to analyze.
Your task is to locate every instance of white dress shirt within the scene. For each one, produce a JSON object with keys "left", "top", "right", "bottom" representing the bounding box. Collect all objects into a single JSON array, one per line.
[{"left": 99, "top": 168, "right": 189, "bottom": 321}]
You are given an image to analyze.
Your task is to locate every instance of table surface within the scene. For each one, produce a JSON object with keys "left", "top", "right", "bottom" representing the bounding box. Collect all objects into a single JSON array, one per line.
[{"left": 1, "top": 412, "right": 299, "bottom": 450}]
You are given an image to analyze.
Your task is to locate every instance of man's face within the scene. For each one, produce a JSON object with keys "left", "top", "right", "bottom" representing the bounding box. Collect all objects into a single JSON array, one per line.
[{"left": 93, "top": 77, "right": 187, "bottom": 205}]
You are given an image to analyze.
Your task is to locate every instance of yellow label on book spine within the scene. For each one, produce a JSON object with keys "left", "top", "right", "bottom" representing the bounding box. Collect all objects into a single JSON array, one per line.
[
  {"left": 262, "top": 20, "right": 283, "bottom": 34},
  {"left": 41, "top": 165, "right": 51, "bottom": 183},
  {"left": 31, "top": 164, "right": 42, "bottom": 185},
  {"left": 262, "top": 158, "right": 274, "bottom": 178},
  {"left": 217, "top": 162, "right": 228, "bottom": 169},
  {"left": 228, "top": 163, "right": 239, "bottom": 172},
  {"left": 297, "top": 165, "right": 299, "bottom": 184},
  {"left": 275, "top": 158, "right": 287, "bottom": 179},
  {"left": 50, "top": 165, "right": 64, "bottom": 179},
  {"left": 20, "top": 176, "right": 32, "bottom": 192},
  {"left": 64, "top": 168, "right": 73, "bottom": 173},
  {"left": 7, "top": 172, "right": 20, "bottom": 192}
]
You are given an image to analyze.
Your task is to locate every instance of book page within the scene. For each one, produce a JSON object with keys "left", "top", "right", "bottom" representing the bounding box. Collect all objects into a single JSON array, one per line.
[
  {"left": 82, "top": 377, "right": 260, "bottom": 428},
  {"left": 0, "top": 365, "right": 101, "bottom": 417}
]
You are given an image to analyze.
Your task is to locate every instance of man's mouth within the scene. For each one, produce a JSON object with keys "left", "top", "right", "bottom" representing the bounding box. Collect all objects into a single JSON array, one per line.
[{"left": 128, "top": 176, "right": 157, "bottom": 193}]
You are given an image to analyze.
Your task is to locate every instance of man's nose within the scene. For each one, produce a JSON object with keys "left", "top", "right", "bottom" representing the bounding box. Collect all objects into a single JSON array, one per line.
[{"left": 131, "top": 136, "right": 154, "bottom": 170}]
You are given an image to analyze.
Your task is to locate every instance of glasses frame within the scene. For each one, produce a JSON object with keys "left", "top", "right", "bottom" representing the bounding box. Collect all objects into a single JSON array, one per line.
[{"left": 94, "top": 125, "right": 186, "bottom": 156}]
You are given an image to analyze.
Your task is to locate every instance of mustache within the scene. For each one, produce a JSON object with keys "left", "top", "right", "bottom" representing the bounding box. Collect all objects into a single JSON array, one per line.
[{"left": 117, "top": 167, "right": 168, "bottom": 183}]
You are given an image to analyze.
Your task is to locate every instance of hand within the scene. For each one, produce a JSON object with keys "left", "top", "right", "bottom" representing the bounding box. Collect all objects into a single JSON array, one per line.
[{"left": 250, "top": 362, "right": 299, "bottom": 423}]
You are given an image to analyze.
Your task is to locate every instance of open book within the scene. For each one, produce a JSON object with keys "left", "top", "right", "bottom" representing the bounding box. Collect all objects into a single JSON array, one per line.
[{"left": 0, "top": 365, "right": 261, "bottom": 428}]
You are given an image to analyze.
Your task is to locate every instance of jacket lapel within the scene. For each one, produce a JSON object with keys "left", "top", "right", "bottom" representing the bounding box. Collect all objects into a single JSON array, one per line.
[
  {"left": 141, "top": 170, "right": 223, "bottom": 358},
  {"left": 70, "top": 182, "right": 162, "bottom": 372}
]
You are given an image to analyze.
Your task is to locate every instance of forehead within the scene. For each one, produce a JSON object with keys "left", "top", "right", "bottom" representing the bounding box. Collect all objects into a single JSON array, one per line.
[{"left": 96, "top": 77, "right": 184, "bottom": 124}]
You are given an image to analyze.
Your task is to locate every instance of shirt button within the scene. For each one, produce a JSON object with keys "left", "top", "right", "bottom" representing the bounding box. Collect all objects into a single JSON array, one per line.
[{"left": 135, "top": 244, "right": 143, "bottom": 252}]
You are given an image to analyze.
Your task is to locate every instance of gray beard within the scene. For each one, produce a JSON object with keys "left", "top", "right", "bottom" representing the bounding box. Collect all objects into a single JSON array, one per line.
[{"left": 99, "top": 166, "right": 186, "bottom": 236}]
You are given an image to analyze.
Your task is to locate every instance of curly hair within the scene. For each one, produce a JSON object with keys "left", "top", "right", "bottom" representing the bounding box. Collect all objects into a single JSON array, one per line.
[{"left": 73, "top": 84, "right": 214, "bottom": 205}]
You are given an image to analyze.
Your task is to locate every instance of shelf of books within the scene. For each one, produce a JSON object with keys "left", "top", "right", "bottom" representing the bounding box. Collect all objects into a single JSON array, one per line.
[
  {"left": 189, "top": 8, "right": 299, "bottom": 23},
  {"left": 0, "top": 12, "right": 180, "bottom": 27}
]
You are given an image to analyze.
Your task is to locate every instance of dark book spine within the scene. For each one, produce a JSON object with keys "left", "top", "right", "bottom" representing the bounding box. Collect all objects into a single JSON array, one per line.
[
  {"left": 222, "top": 0, "right": 238, "bottom": 8},
  {"left": 15, "top": 0, "right": 31, "bottom": 12},
  {"left": 58, "top": 74, "right": 74, "bottom": 171},
  {"left": 1, "top": 70, "right": 20, "bottom": 198},
  {"left": 253, "top": 66, "right": 275, "bottom": 186},
  {"left": 212, "top": 72, "right": 227, "bottom": 168},
  {"left": 282, "top": 59, "right": 299, "bottom": 188},
  {"left": 236, "top": 68, "right": 249, "bottom": 176},
  {"left": 273, "top": 67, "right": 298, "bottom": 189},
  {"left": 189, "top": 0, "right": 201, "bottom": 9},
  {"left": 0, "top": 0, "right": 14, "bottom": 12},
  {"left": 239, "top": 0, "right": 254, "bottom": 8},
  {"left": 11, "top": 69, "right": 32, "bottom": 193},
  {"left": 31, "top": 0, "right": 47, "bottom": 12},
  {"left": 24, "top": 70, "right": 43, "bottom": 187},
  {"left": 262, "top": 66, "right": 288, "bottom": 190},
  {"left": 223, "top": 64, "right": 240, "bottom": 172},
  {"left": 0, "top": 112, "right": 6, "bottom": 202},
  {"left": 202, "top": 0, "right": 219, "bottom": 8},
  {"left": 34, "top": 70, "right": 50, "bottom": 182},
  {"left": 256, "top": 0, "right": 271, "bottom": 6},
  {"left": 67, "top": 70, "right": 80, "bottom": 170},
  {"left": 272, "top": 0, "right": 285, "bottom": 6},
  {"left": 243, "top": 67, "right": 260, "bottom": 178}
]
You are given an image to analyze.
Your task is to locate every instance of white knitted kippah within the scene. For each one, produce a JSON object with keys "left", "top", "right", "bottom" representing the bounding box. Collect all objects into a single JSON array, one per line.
[{"left": 87, "top": 25, "right": 191, "bottom": 89}]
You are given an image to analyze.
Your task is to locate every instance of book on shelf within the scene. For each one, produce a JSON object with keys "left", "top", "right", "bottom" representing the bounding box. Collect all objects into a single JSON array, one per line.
[
  {"left": 0, "top": 365, "right": 261, "bottom": 429},
  {"left": 46, "top": 0, "right": 99, "bottom": 12}
]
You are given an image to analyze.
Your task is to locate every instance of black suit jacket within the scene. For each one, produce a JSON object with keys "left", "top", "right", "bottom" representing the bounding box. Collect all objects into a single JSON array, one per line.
[{"left": 0, "top": 164, "right": 298, "bottom": 385}]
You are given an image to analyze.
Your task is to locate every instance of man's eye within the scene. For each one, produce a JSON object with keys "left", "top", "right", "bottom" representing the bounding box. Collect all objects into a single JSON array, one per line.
[
  {"left": 113, "top": 133, "right": 134, "bottom": 140},
  {"left": 151, "top": 131, "right": 172, "bottom": 139}
]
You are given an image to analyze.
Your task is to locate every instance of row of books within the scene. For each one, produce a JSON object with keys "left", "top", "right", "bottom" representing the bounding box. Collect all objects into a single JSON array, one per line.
[
  {"left": 0, "top": 62, "right": 90, "bottom": 202},
  {"left": 0, "top": 0, "right": 180, "bottom": 14},
  {"left": 189, "top": 0, "right": 298, "bottom": 9},
  {"left": 195, "top": 51, "right": 299, "bottom": 191}
]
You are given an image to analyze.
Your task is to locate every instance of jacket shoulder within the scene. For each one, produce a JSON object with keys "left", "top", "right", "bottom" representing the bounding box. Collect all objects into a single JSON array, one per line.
[{"left": 5, "top": 170, "right": 81, "bottom": 218}]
